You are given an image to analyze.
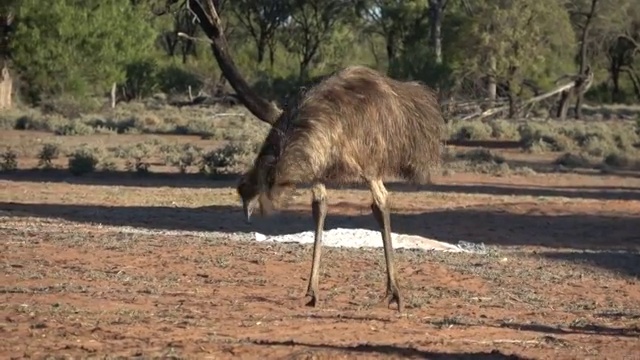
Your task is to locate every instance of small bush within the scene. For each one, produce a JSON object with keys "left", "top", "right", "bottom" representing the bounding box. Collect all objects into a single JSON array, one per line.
[
  {"left": 450, "top": 121, "right": 493, "bottom": 140},
  {"left": 14, "top": 114, "right": 49, "bottom": 131},
  {"left": 100, "top": 158, "right": 118, "bottom": 172},
  {"left": 489, "top": 119, "right": 519, "bottom": 140},
  {"left": 123, "top": 143, "right": 152, "bottom": 174},
  {"left": 199, "top": 142, "right": 258, "bottom": 175},
  {"left": 121, "top": 58, "right": 160, "bottom": 101},
  {"left": 602, "top": 152, "right": 638, "bottom": 169},
  {"left": 518, "top": 122, "right": 574, "bottom": 152},
  {"left": 554, "top": 152, "right": 591, "bottom": 169},
  {"left": 457, "top": 148, "right": 505, "bottom": 164},
  {"left": 157, "top": 64, "right": 203, "bottom": 95},
  {"left": 163, "top": 144, "right": 203, "bottom": 173},
  {"left": 67, "top": 147, "right": 100, "bottom": 176},
  {"left": 1, "top": 148, "right": 18, "bottom": 172},
  {"left": 37, "top": 143, "right": 61, "bottom": 169},
  {"left": 54, "top": 121, "right": 95, "bottom": 136},
  {"left": 40, "top": 96, "right": 101, "bottom": 118},
  {"left": 582, "top": 136, "right": 615, "bottom": 157},
  {"left": 0, "top": 111, "right": 26, "bottom": 130}
]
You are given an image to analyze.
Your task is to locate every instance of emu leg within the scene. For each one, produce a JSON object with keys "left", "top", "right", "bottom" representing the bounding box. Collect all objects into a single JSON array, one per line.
[
  {"left": 305, "top": 183, "right": 327, "bottom": 307},
  {"left": 369, "top": 179, "right": 404, "bottom": 312}
]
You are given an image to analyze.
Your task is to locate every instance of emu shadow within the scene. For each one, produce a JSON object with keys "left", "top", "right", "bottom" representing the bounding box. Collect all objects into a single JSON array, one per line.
[{"left": 242, "top": 338, "right": 532, "bottom": 360}]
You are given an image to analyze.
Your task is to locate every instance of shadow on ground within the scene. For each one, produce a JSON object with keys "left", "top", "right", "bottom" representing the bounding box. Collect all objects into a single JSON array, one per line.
[
  {"left": 242, "top": 339, "right": 532, "bottom": 359},
  {"left": 2, "top": 201, "right": 638, "bottom": 252},
  {"left": 497, "top": 322, "right": 640, "bottom": 338},
  {"left": 539, "top": 251, "right": 640, "bottom": 278},
  {"left": 1, "top": 169, "right": 640, "bottom": 201}
]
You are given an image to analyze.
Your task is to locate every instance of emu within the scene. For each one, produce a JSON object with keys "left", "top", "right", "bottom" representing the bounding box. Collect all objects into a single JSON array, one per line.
[{"left": 237, "top": 65, "right": 445, "bottom": 312}]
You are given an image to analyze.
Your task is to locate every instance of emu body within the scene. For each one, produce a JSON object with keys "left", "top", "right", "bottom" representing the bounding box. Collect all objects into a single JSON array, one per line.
[{"left": 237, "top": 65, "right": 445, "bottom": 311}]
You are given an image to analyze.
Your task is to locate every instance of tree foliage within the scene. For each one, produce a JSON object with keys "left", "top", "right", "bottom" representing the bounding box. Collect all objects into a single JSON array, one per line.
[
  {"left": 0, "top": 0, "right": 638, "bottom": 107},
  {"left": 455, "top": 0, "right": 576, "bottom": 95},
  {"left": 10, "top": 0, "right": 156, "bottom": 101}
]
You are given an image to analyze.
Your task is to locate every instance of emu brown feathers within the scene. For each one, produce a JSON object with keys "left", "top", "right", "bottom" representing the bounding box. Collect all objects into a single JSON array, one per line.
[{"left": 237, "top": 65, "right": 445, "bottom": 312}]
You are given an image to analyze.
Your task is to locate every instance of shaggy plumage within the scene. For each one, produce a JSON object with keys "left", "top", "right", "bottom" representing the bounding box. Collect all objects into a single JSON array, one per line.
[{"left": 237, "top": 65, "right": 445, "bottom": 311}]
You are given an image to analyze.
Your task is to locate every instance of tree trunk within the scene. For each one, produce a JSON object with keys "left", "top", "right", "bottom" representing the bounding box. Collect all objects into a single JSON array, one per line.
[
  {"left": 0, "top": 65, "right": 11, "bottom": 110},
  {"left": 611, "top": 60, "right": 621, "bottom": 102},
  {"left": 386, "top": 32, "right": 397, "bottom": 72},
  {"left": 557, "top": 91, "right": 571, "bottom": 120},
  {"left": 110, "top": 82, "right": 117, "bottom": 109},
  {"left": 256, "top": 36, "right": 266, "bottom": 65},
  {"left": 487, "top": 55, "right": 497, "bottom": 104},
  {"left": 507, "top": 88, "right": 516, "bottom": 119},
  {"left": 625, "top": 68, "right": 640, "bottom": 101},
  {"left": 428, "top": 0, "right": 444, "bottom": 65},
  {"left": 574, "top": 0, "right": 598, "bottom": 119}
]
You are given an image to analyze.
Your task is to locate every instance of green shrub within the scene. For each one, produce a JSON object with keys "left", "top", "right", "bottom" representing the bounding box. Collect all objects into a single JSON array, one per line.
[
  {"left": 602, "top": 152, "right": 638, "bottom": 169},
  {"left": 457, "top": 148, "right": 505, "bottom": 164},
  {"left": 554, "top": 152, "right": 591, "bottom": 169},
  {"left": 489, "top": 119, "right": 519, "bottom": 140},
  {"left": 40, "top": 96, "right": 102, "bottom": 118},
  {"left": 156, "top": 65, "right": 203, "bottom": 95},
  {"left": 163, "top": 144, "right": 203, "bottom": 173},
  {"left": 199, "top": 142, "right": 258, "bottom": 175},
  {"left": 518, "top": 123, "right": 575, "bottom": 152},
  {"left": 1, "top": 148, "right": 18, "bottom": 172},
  {"left": 123, "top": 143, "right": 152, "bottom": 174},
  {"left": 54, "top": 121, "right": 95, "bottom": 136},
  {"left": 67, "top": 147, "right": 100, "bottom": 176},
  {"left": 450, "top": 121, "right": 493, "bottom": 140},
  {"left": 14, "top": 114, "right": 49, "bottom": 131},
  {"left": 37, "top": 143, "right": 61, "bottom": 169},
  {"left": 100, "top": 158, "right": 118, "bottom": 172},
  {"left": 121, "top": 58, "right": 160, "bottom": 101}
]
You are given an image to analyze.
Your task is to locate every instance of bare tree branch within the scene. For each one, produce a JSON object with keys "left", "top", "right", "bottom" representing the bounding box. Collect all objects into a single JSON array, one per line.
[{"left": 185, "top": 0, "right": 282, "bottom": 124}]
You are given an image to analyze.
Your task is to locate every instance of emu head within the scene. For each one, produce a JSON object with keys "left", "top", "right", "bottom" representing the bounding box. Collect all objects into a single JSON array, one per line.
[
  {"left": 236, "top": 156, "right": 277, "bottom": 223},
  {"left": 236, "top": 129, "right": 288, "bottom": 223}
]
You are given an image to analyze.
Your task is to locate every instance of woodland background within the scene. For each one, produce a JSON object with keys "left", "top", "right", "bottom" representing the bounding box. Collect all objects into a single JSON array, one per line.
[{"left": 0, "top": 0, "right": 638, "bottom": 113}]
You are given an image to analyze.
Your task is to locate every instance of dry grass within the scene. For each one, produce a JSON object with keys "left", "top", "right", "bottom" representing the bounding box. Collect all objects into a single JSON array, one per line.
[
  {"left": 2, "top": 101, "right": 639, "bottom": 178},
  {"left": 1, "top": 170, "right": 639, "bottom": 358}
]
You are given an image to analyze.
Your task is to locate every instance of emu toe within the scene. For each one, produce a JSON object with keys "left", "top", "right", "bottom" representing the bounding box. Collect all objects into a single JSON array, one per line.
[
  {"left": 305, "top": 290, "right": 319, "bottom": 307},
  {"left": 382, "top": 286, "right": 404, "bottom": 312}
]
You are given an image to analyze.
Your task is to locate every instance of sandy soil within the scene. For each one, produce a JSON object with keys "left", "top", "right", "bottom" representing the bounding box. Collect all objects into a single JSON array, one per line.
[{"left": 1, "top": 168, "right": 639, "bottom": 359}]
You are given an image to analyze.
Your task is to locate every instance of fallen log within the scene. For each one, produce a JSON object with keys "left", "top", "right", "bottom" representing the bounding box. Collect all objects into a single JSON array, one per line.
[
  {"left": 443, "top": 139, "right": 524, "bottom": 149},
  {"left": 454, "top": 81, "right": 579, "bottom": 122}
]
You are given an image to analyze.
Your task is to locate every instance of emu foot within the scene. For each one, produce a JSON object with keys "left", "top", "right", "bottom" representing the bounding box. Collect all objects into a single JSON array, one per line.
[
  {"left": 305, "top": 290, "right": 319, "bottom": 307},
  {"left": 382, "top": 286, "right": 404, "bottom": 312}
]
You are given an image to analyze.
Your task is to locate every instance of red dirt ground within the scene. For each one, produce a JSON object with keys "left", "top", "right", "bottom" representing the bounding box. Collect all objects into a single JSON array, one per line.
[{"left": 1, "top": 169, "right": 639, "bottom": 359}]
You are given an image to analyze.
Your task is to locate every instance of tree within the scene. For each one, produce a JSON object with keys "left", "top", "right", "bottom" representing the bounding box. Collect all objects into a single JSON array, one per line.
[
  {"left": 598, "top": 1, "right": 640, "bottom": 101},
  {"left": 567, "top": 0, "right": 639, "bottom": 111},
  {"left": 10, "top": 0, "right": 157, "bottom": 102},
  {"left": 356, "top": 0, "right": 430, "bottom": 73},
  {"left": 230, "top": 0, "right": 289, "bottom": 68},
  {"left": 282, "top": 0, "right": 353, "bottom": 81},
  {"left": 453, "top": 0, "right": 576, "bottom": 117},
  {"left": 0, "top": 0, "right": 17, "bottom": 62}
]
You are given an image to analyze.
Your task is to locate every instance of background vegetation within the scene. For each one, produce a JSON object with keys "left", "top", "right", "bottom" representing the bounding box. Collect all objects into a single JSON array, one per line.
[
  {"left": 0, "top": 0, "right": 639, "bottom": 177},
  {"left": 1, "top": 0, "right": 639, "bottom": 107}
]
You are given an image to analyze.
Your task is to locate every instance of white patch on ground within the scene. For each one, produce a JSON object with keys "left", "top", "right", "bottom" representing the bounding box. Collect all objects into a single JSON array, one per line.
[
  {"left": 1, "top": 217, "right": 485, "bottom": 253},
  {"left": 253, "top": 228, "right": 473, "bottom": 253}
]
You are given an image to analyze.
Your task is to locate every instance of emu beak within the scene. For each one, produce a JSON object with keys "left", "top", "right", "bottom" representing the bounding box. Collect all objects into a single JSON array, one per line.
[{"left": 243, "top": 200, "right": 253, "bottom": 224}]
